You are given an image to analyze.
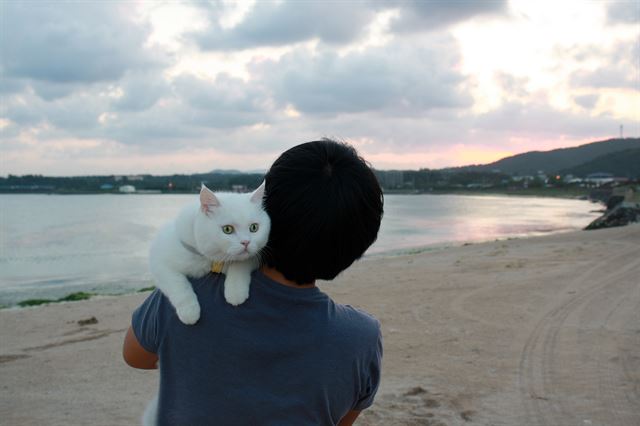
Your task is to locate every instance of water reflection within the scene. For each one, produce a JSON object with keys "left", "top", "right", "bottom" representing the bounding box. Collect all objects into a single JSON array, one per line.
[{"left": 370, "top": 194, "right": 599, "bottom": 254}]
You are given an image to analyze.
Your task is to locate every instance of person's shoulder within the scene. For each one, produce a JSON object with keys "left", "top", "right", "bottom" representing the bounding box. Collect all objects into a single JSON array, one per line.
[
  {"left": 140, "top": 273, "right": 225, "bottom": 328},
  {"left": 146, "top": 272, "right": 224, "bottom": 321},
  {"left": 338, "top": 303, "right": 380, "bottom": 328},
  {"left": 187, "top": 272, "right": 225, "bottom": 294},
  {"left": 143, "top": 272, "right": 223, "bottom": 310},
  {"left": 332, "top": 302, "right": 381, "bottom": 345}
]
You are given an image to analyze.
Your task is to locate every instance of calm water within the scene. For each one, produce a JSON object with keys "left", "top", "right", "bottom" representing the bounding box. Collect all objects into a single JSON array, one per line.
[{"left": 0, "top": 193, "right": 600, "bottom": 305}]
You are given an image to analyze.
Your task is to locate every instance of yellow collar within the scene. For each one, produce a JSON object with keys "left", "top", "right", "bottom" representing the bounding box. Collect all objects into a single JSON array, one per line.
[{"left": 211, "top": 261, "right": 225, "bottom": 273}]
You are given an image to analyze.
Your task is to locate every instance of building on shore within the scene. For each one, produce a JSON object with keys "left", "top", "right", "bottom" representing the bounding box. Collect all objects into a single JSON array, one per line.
[{"left": 585, "top": 173, "right": 615, "bottom": 186}]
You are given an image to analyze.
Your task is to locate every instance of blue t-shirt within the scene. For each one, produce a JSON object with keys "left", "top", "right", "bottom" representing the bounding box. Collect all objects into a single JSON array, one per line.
[{"left": 132, "top": 270, "right": 382, "bottom": 426}]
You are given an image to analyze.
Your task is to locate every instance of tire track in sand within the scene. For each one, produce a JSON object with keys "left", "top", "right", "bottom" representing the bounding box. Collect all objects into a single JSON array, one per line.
[
  {"left": 518, "top": 240, "right": 640, "bottom": 426},
  {"left": 593, "top": 258, "right": 640, "bottom": 425}
]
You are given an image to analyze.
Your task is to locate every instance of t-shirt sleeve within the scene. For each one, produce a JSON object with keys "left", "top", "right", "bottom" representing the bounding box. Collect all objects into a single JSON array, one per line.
[
  {"left": 131, "top": 289, "right": 167, "bottom": 354},
  {"left": 353, "top": 324, "right": 383, "bottom": 411}
]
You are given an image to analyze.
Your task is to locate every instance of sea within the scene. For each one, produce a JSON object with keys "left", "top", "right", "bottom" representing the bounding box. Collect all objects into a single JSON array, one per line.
[{"left": 0, "top": 193, "right": 601, "bottom": 306}]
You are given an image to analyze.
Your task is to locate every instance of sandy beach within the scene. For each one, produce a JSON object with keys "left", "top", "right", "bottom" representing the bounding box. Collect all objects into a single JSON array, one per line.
[{"left": 1, "top": 225, "right": 639, "bottom": 426}]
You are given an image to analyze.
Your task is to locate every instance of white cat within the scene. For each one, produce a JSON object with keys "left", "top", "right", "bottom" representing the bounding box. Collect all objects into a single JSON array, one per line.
[{"left": 149, "top": 183, "right": 270, "bottom": 324}]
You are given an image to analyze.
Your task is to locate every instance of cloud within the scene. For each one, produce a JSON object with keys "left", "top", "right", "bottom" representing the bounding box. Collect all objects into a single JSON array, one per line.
[
  {"left": 193, "top": 0, "right": 507, "bottom": 51},
  {"left": 574, "top": 94, "right": 600, "bottom": 109},
  {"left": 29, "top": 82, "right": 81, "bottom": 101},
  {"left": 0, "top": 77, "right": 26, "bottom": 95},
  {"left": 389, "top": 0, "right": 507, "bottom": 33},
  {"left": 572, "top": 68, "right": 637, "bottom": 90},
  {"left": 174, "top": 74, "right": 265, "bottom": 112},
  {"left": 606, "top": 1, "right": 640, "bottom": 25},
  {"left": 0, "top": 70, "right": 275, "bottom": 155},
  {"left": 0, "top": 2, "right": 161, "bottom": 84},
  {"left": 172, "top": 73, "right": 273, "bottom": 128},
  {"left": 101, "top": 105, "right": 205, "bottom": 148},
  {"left": 493, "top": 72, "right": 530, "bottom": 100},
  {"left": 112, "top": 73, "right": 170, "bottom": 112},
  {"left": 1, "top": 93, "right": 47, "bottom": 128},
  {"left": 570, "top": 41, "right": 639, "bottom": 90},
  {"left": 1, "top": 87, "right": 108, "bottom": 132},
  {"left": 256, "top": 37, "right": 470, "bottom": 116},
  {"left": 472, "top": 101, "right": 619, "bottom": 138},
  {"left": 194, "top": 1, "right": 375, "bottom": 50},
  {"left": 0, "top": 86, "right": 201, "bottom": 151}
]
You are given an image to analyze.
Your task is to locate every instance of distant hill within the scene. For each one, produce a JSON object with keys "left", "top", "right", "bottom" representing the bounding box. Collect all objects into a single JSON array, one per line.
[
  {"left": 456, "top": 138, "right": 639, "bottom": 175},
  {"left": 560, "top": 148, "right": 640, "bottom": 178},
  {"left": 208, "top": 168, "right": 266, "bottom": 174},
  {"left": 209, "top": 169, "right": 244, "bottom": 174}
]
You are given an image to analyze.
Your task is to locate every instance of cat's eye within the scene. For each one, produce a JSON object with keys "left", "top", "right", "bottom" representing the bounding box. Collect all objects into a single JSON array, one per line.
[
  {"left": 249, "top": 223, "right": 259, "bottom": 233},
  {"left": 222, "top": 225, "right": 235, "bottom": 234}
]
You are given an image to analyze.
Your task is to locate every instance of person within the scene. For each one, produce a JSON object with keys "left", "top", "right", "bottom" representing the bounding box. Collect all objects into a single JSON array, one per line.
[{"left": 123, "top": 139, "right": 384, "bottom": 425}]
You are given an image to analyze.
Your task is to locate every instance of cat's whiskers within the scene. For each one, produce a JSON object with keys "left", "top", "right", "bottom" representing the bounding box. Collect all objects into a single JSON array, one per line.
[{"left": 256, "top": 246, "right": 273, "bottom": 268}]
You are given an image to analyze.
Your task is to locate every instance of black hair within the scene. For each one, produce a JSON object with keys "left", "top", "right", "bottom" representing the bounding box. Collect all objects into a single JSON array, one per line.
[{"left": 263, "top": 139, "right": 384, "bottom": 285}]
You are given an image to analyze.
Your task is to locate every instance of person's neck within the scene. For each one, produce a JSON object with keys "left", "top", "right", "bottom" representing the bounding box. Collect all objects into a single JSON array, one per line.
[{"left": 260, "top": 265, "right": 316, "bottom": 288}]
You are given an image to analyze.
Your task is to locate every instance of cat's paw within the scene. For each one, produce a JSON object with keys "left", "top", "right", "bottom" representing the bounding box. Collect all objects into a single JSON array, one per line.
[
  {"left": 224, "top": 283, "right": 249, "bottom": 306},
  {"left": 176, "top": 301, "right": 201, "bottom": 324}
]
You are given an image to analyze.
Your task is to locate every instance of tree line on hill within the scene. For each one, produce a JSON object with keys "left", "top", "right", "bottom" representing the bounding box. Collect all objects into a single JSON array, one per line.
[{"left": 0, "top": 173, "right": 265, "bottom": 194}]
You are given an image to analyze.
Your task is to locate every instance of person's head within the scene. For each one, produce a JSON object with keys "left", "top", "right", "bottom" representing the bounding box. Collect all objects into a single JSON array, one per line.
[{"left": 263, "top": 139, "right": 384, "bottom": 285}]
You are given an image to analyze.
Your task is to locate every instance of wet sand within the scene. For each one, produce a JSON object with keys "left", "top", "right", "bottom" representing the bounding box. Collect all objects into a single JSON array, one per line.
[{"left": 1, "top": 225, "right": 639, "bottom": 425}]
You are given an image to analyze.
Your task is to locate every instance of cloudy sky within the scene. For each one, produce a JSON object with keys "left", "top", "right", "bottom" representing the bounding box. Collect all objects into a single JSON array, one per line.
[{"left": 1, "top": 0, "right": 638, "bottom": 176}]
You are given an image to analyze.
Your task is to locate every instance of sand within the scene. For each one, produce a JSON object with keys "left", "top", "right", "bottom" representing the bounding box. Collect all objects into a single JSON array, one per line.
[{"left": 1, "top": 225, "right": 639, "bottom": 426}]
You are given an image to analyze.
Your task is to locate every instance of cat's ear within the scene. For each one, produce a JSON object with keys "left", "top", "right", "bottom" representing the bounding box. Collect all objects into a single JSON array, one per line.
[
  {"left": 200, "top": 184, "right": 220, "bottom": 214},
  {"left": 250, "top": 181, "right": 265, "bottom": 204}
]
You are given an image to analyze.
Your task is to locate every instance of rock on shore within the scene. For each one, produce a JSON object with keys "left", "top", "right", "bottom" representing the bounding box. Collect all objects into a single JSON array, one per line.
[{"left": 585, "top": 202, "right": 640, "bottom": 230}]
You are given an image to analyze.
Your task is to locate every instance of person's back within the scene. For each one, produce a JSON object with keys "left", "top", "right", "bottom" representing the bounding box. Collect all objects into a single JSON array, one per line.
[
  {"left": 125, "top": 139, "right": 385, "bottom": 424},
  {"left": 133, "top": 271, "right": 381, "bottom": 425}
]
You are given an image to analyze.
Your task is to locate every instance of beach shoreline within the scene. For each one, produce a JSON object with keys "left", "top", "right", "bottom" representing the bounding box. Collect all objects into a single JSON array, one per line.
[{"left": 1, "top": 225, "right": 639, "bottom": 425}]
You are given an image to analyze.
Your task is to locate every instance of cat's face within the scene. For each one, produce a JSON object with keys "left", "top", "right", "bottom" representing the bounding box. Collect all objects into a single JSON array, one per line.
[{"left": 193, "top": 184, "right": 270, "bottom": 262}]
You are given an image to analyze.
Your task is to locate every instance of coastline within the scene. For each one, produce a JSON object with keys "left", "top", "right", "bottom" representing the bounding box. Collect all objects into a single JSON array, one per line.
[{"left": 1, "top": 225, "right": 639, "bottom": 425}]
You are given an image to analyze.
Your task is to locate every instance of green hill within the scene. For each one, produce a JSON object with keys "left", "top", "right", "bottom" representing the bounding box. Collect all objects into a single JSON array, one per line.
[
  {"left": 560, "top": 148, "right": 640, "bottom": 178},
  {"left": 458, "top": 138, "right": 639, "bottom": 175}
]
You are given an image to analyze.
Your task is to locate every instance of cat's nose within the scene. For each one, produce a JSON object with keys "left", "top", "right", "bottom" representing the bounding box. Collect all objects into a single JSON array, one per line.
[{"left": 241, "top": 240, "right": 250, "bottom": 248}]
